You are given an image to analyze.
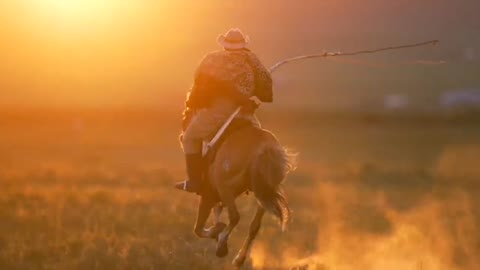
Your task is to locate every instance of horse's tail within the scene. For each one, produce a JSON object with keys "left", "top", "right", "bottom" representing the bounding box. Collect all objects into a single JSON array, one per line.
[{"left": 250, "top": 142, "right": 296, "bottom": 231}]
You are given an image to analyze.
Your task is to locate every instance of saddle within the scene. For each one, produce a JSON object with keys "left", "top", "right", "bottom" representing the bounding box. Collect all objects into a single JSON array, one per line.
[
  {"left": 203, "top": 117, "right": 253, "bottom": 165},
  {"left": 199, "top": 116, "right": 253, "bottom": 198}
]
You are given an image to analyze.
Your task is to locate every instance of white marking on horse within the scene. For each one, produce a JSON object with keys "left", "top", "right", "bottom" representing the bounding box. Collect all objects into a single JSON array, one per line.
[{"left": 223, "top": 159, "right": 231, "bottom": 172}]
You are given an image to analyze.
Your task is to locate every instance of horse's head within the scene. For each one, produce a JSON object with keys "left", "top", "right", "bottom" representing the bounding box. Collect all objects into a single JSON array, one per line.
[
  {"left": 179, "top": 107, "right": 194, "bottom": 146},
  {"left": 181, "top": 107, "right": 194, "bottom": 132}
]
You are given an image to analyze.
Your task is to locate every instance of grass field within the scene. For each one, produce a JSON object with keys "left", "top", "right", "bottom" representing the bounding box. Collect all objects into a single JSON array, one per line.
[{"left": 0, "top": 108, "right": 479, "bottom": 270}]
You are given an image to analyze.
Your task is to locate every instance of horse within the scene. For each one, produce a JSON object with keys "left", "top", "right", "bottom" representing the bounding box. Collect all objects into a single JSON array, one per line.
[{"left": 181, "top": 108, "right": 296, "bottom": 267}]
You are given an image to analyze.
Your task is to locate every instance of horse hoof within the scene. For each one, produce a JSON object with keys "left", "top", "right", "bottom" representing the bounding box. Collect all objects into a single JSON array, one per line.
[
  {"left": 216, "top": 242, "right": 229, "bottom": 258},
  {"left": 232, "top": 255, "right": 246, "bottom": 267},
  {"left": 212, "top": 222, "right": 227, "bottom": 240}
]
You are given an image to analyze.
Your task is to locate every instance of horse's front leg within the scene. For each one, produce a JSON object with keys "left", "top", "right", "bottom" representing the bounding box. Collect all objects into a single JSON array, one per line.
[
  {"left": 204, "top": 204, "right": 226, "bottom": 240},
  {"left": 194, "top": 197, "right": 225, "bottom": 239},
  {"left": 193, "top": 196, "right": 215, "bottom": 238},
  {"left": 233, "top": 205, "right": 265, "bottom": 267},
  {"left": 216, "top": 191, "right": 240, "bottom": 258},
  {"left": 213, "top": 204, "right": 223, "bottom": 224}
]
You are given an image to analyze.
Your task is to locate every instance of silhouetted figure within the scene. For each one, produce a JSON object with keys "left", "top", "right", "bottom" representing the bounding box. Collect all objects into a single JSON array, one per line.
[{"left": 175, "top": 28, "right": 273, "bottom": 193}]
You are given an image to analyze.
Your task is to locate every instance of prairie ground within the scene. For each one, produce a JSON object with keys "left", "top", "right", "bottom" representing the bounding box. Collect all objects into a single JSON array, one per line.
[{"left": 0, "top": 108, "right": 479, "bottom": 270}]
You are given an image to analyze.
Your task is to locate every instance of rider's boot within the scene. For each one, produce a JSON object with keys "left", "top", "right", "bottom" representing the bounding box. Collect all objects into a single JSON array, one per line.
[{"left": 175, "top": 153, "right": 203, "bottom": 194}]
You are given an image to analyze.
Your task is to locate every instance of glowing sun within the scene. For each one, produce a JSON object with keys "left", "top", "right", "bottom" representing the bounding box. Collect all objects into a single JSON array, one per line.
[
  {"left": 28, "top": 0, "right": 141, "bottom": 29},
  {"left": 35, "top": 0, "right": 111, "bottom": 19}
]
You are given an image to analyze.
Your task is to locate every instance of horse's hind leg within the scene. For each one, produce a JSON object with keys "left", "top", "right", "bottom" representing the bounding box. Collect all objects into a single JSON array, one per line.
[
  {"left": 216, "top": 191, "right": 240, "bottom": 258},
  {"left": 232, "top": 205, "right": 265, "bottom": 267}
]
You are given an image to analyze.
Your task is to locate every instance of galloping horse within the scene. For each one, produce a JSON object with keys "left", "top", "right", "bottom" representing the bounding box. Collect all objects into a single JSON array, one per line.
[{"left": 181, "top": 109, "right": 296, "bottom": 267}]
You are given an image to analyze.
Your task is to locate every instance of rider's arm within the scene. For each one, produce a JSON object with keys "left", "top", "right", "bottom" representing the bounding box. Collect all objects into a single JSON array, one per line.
[
  {"left": 221, "top": 82, "right": 259, "bottom": 113},
  {"left": 247, "top": 53, "right": 273, "bottom": 103},
  {"left": 185, "top": 54, "right": 216, "bottom": 109}
]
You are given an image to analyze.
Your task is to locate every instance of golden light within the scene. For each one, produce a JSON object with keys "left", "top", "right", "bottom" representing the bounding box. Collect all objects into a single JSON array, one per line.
[
  {"left": 31, "top": 0, "right": 112, "bottom": 23},
  {"left": 25, "top": 0, "right": 148, "bottom": 34},
  {"left": 36, "top": 0, "right": 105, "bottom": 13},
  {"left": 1, "top": 0, "right": 180, "bottom": 106}
]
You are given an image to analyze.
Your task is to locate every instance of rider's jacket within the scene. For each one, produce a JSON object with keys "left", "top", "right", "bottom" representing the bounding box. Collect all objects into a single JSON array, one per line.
[{"left": 185, "top": 49, "right": 272, "bottom": 110}]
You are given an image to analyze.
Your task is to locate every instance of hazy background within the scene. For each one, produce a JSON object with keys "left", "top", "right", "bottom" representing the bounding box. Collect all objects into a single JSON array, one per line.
[
  {"left": 1, "top": 0, "right": 479, "bottom": 110},
  {"left": 1, "top": 1, "right": 480, "bottom": 269}
]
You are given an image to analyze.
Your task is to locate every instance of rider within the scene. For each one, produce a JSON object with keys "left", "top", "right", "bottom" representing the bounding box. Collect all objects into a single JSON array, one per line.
[{"left": 175, "top": 28, "right": 273, "bottom": 193}]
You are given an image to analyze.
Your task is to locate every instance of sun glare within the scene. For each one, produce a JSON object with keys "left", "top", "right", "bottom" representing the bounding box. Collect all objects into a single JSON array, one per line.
[
  {"left": 27, "top": 0, "right": 145, "bottom": 30},
  {"left": 34, "top": 0, "right": 111, "bottom": 20}
]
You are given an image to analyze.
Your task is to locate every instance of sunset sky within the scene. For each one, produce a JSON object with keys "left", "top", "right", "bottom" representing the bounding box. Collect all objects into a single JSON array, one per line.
[{"left": 0, "top": 0, "right": 479, "bottom": 108}]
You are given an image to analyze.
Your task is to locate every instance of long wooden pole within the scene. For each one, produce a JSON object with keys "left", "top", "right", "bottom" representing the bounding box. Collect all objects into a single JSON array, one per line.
[
  {"left": 206, "top": 40, "right": 441, "bottom": 152},
  {"left": 269, "top": 40, "right": 440, "bottom": 73}
]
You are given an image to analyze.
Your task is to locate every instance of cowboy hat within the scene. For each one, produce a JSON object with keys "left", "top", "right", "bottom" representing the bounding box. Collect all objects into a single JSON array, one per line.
[{"left": 217, "top": 28, "right": 250, "bottom": 50}]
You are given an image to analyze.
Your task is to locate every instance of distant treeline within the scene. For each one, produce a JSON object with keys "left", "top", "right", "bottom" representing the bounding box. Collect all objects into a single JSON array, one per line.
[{"left": 1, "top": 107, "right": 479, "bottom": 127}]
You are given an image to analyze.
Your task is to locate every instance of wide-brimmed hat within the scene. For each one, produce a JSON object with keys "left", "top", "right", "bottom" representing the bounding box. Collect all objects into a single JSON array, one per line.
[{"left": 217, "top": 28, "right": 249, "bottom": 50}]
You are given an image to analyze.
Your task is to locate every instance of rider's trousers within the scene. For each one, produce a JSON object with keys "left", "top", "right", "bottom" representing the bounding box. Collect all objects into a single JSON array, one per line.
[{"left": 181, "top": 98, "right": 260, "bottom": 154}]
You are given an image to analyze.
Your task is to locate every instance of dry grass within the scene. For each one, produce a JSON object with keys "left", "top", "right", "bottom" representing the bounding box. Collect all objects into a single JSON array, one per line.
[{"left": 0, "top": 109, "right": 479, "bottom": 269}]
